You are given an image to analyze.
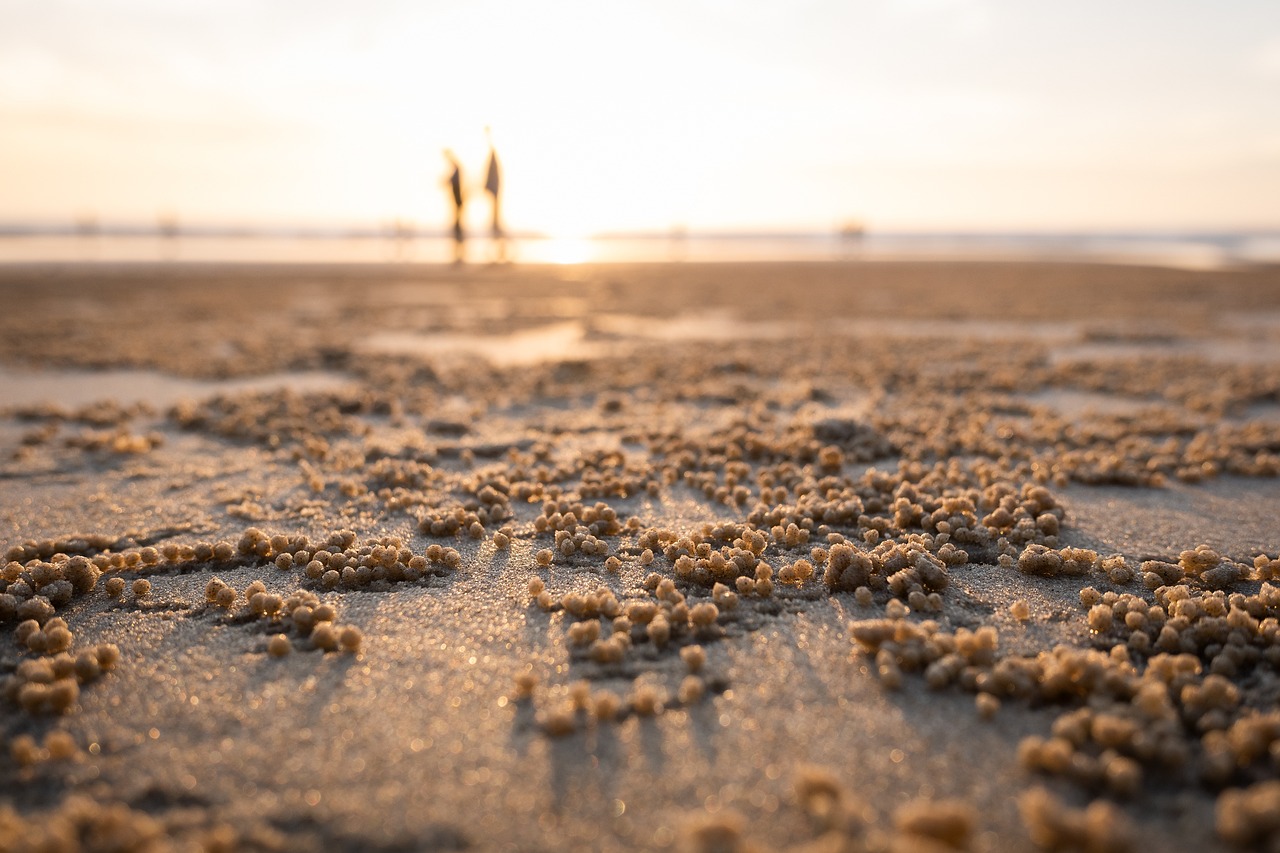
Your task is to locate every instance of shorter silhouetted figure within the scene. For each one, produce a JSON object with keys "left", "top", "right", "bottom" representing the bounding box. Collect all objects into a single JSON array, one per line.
[
  {"left": 484, "top": 127, "right": 506, "bottom": 261},
  {"left": 443, "top": 149, "right": 464, "bottom": 263}
]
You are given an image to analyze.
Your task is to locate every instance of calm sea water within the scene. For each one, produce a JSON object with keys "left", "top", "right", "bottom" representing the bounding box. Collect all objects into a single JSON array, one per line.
[{"left": 1, "top": 230, "right": 1278, "bottom": 268}]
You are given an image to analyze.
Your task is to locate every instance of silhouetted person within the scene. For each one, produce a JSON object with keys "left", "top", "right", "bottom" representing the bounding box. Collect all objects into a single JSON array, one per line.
[
  {"left": 484, "top": 127, "right": 506, "bottom": 261},
  {"left": 443, "top": 149, "right": 464, "bottom": 263}
]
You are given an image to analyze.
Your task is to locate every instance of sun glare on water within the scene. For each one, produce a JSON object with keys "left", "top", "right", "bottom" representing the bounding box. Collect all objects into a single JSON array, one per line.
[{"left": 537, "top": 237, "right": 594, "bottom": 265}]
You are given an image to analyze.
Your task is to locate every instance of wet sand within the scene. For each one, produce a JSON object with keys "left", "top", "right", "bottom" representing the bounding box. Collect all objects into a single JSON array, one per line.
[{"left": 2, "top": 260, "right": 1280, "bottom": 852}]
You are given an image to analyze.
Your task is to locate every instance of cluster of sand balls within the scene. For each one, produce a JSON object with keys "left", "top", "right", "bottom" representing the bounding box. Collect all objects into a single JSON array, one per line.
[
  {"left": 61, "top": 427, "right": 162, "bottom": 455},
  {"left": 530, "top": 571, "right": 726, "bottom": 666},
  {"left": 203, "top": 577, "right": 361, "bottom": 656},
  {"left": 364, "top": 456, "right": 437, "bottom": 491},
  {"left": 4, "top": 527, "right": 465, "bottom": 615},
  {"left": 1018, "top": 786, "right": 1136, "bottom": 853},
  {"left": 574, "top": 451, "right": 657, "bottom": 501},
  {"left": 213, "top": 526, "right": 461, "bottom": 592},
  {"left": 522, "top": 539, "right": 737, "bottom": 738},
  {"left": 418, "top": 503, "right": 511, "bottom": 538},
  {"left": 3, "top": 630, "right": 120, "bottom": 715},
  {"left": 520, "top": 642, "right": 713, "bottom": 738},
  {"left": 532, "top": 498, "right": 628, "bottom": 538},
  {"left": 170, "top": 388, "right": 370, "bottom": 448},
  {"left": 679, "top": 766, "right": 979, "bottom": 853},
  {"left": 848, "top": 362, "right": 1280, "bottom": 488},
  {"left": 0, "top": 792, "right": 256, "bottom": 853},
  {"left": 10, "top": 729, "right": 81, "bottom": 767},
  {"left": 736, "top": 462, "right": 1067, "bottom": 563},
  {"left": 849, "top": 548, "right": 1280, "bottom": 848},
  {"left": 11, "top": 398, "right": 154, "bottom": 429},
  {"left": 0, "top": 553, "right": 102, "bottom": 623}
]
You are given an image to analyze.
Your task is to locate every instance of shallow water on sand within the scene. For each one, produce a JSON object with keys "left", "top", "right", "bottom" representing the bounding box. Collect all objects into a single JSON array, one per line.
[{"left": 0, "top": 367, "right": 354, "bottom": 409}]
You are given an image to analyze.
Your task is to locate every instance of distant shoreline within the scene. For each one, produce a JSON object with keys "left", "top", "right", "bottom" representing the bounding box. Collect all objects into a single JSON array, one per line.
[{"left": 1, "top": 228, "right": 1277, "bottom": 268}]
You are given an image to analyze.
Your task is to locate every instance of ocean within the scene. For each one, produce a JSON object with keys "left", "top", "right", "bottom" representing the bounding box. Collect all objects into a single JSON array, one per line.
[{"left": 1, "top": 227, "right": 1277, "bottom": 269}]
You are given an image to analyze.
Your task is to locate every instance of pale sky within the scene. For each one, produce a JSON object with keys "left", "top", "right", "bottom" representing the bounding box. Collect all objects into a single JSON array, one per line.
[{"left": 2, "top": 0, "right": 1279, "bottom": 235}]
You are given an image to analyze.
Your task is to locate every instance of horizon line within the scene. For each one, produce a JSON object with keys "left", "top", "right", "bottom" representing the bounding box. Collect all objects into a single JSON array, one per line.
[{"left": 1, "top": 221, "right": 1278, "bottom": 241}]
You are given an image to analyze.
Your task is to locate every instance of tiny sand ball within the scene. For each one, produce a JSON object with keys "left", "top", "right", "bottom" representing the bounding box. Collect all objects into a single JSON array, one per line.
[
  {"left": 339, "top": 625, "right": 363, "bottom": 653},
  {"left": 215, "top": 586, "right": 237, "bottom": 609},
  {"left": 976, "top": 692, "right": 1001, "bottom": 720},
  {"left": 794, "top": 766, "right": 844, "bottom": 818},
  {"left": 311, "top": 623, "right": 338, "bottom": 652},
  {"left": 493, "top": 531, "right": 510, "bottom": 549},
  {"left": 528, "top": 577, "right": 545, "bottom": 596},
  {"left": 15, "top": 618, "right": 40, "bottom": 643},
  {"left": 205, "top": 578, "right": 227, "bottom": 602},
  {"left": 131, "top": 578, "right": 151, "bottom": 598},
  {"left": 105, "top": 577, "right": 126, "bottom": 598},
  {"left": 631, "top": 684, "right": 663, "bottom": 717},
  {"left": 313, "top": 603, "right": 336, "bottom": 622},
  {"left": 51, "top": 654, "right": 75, "bottom": 680},
  {"left": 681, "top": 645, "right": 707, "bottom": 673},
  {"left": 535, "top": 549, "right": 554, "bottom": 567},
  {"left": 539, "top": 707, "right": 577, "bottom": 737},
  {"left": 894, "top": 798, "right": 975, "bottom": 849},
  {"left": 678, "top": 675, "right": 706, "bottom": 704},
  {"left": 689, "top": 602, "right": 719, "bottom": 628},
  {"left": 44, "top": 730, "right": 78, "bottom": 760},
  {"left": 1010, "top": 599, "right": 1031, "bottom": 621},
  {"left": 681, "top": 811, "right": 745, "bottom": 853},
  {"left": 593, "top": 691, "right": 621, "bottom": 721},
  {"left": 45, "top": 626, "right": 73, "bottom": 654},
  {"left": 96, "top": 643, "right": 121, "bottom": 669},
  {"left": 11, "top": 735, "right": 43, "bottom": 766},
  {"left": 25, "top": 630, "right": 48, "bottom": 653},
  {"left": 514, "top": 671, "right": 538, "bottom": 699},
  {"left": 268, "top": 634, "right": 291, "bottom": 657},
  {"left": 569, "top": 680, "right": 591, "bottom": 710},
  {"left": 49, "top": 678, "right": 80, "bottom": 713},
  {"left": 74, "top": 651, "right": 100, "bottom": 683}
]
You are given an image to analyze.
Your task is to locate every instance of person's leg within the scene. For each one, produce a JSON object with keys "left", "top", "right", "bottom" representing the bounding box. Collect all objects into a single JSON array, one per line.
[{"left": 491, "top": 195, "right": 505, "bottom": 262}]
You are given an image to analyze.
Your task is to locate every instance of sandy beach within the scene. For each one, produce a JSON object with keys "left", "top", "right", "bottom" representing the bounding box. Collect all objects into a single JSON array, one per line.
[{"left": 2, "top": 259, "right": 1280, "bottom": 852}]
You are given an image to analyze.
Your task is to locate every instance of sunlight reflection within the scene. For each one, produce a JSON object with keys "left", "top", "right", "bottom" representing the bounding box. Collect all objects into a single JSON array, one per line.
[{"left": 539, "top": 237, "right": 593, "bottom": 265}]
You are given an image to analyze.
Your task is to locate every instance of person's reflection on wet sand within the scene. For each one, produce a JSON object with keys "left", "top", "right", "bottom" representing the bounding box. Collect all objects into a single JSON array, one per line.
[
  {"left": 443, "top": 149, "right": 464, "bottom": 264},
  {"left": 484, "top": 127, "right": 507, "bottom": 262}
]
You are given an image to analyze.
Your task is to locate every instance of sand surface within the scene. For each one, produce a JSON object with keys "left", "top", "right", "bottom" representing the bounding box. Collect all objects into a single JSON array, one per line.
[{"left": 2, "top": 261, "right": 1280, "bottom": 852}]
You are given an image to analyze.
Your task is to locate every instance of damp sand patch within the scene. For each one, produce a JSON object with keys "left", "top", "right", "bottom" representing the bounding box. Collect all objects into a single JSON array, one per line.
[
  {"left": 0, "top": 367, "right": 355, "bottom": 411},
  {"left": 361, "top": 321, "right": 615, "bottom": 368},
  {"left": 361, "top": 314, "right": 815, "bottom": 368}
]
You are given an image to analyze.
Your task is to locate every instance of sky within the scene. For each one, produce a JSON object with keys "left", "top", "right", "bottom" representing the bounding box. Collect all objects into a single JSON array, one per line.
[{"left": 2, "top": 0, "right": 1279, "bottom": 235}]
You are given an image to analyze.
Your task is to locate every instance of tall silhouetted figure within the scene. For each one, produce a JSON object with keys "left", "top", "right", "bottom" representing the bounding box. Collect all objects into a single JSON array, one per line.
[
  {"left": 443, "top": 149, "right": 464, "bottom": 263},
  {"left": 484, "top": 127, "right": 506, "bottom": 261}
]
